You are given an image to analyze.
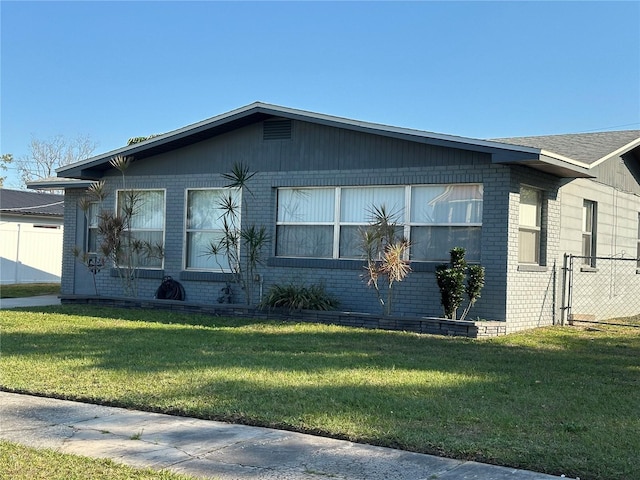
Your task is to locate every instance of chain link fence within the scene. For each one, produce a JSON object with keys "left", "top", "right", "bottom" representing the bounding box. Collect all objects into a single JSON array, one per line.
[{"left": 563, "top": 254, "right": 640, "bottom": 326}]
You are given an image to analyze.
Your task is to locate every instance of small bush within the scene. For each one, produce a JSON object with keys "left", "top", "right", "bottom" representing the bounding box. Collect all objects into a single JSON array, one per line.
[{"left": 261, "top": 283, "right": 339, "bottom": 311}]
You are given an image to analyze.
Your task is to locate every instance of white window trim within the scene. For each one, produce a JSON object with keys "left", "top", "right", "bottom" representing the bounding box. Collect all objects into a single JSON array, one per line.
[
  {"left": 183, "top": 187, "right": 241, "bottom": 272},
  {"left": 85, "top": 200, "right": 100, "bottom": 254},
  {"left": 518, "top": 185, "right": 542, "bottom": 265},
  {"left": 276, "top": 183, "right": 483, "bottom": 261},
  {"left": 115, "top": 188, "right": 166, "bottom": 270},
  {"left": 582, "top": 199, "right": 597, "bottom": 267}
]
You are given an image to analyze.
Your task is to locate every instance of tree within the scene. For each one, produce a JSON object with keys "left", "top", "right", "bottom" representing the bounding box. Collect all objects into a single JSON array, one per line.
[
  {"left": 127, "top": 134, "right": 160, "bottom": 145},
  {"left": 17, "top": 134, "right": 97, "bottom": 185},
  {"left": 0, "top": 153, "right": 13, "bottom": 187}
]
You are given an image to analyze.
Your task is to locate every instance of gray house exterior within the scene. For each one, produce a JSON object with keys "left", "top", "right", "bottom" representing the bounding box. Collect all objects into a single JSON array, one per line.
[{"left": 47, "top": 103, "right": 640, "bottom": 333}]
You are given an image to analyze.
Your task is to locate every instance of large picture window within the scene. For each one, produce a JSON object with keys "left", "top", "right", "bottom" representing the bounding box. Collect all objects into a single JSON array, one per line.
[
  {"left": 518, "top": 186, "right": 542, "bottom": 264},
  {"left": 276, "top": 184, "right": 483, "bottom": 262},
  {"left": 116, "top": 189, "right": 165, "bottom": 268},
  {"left": 185, "top": 188, "right": 241, "bottom": 270}
]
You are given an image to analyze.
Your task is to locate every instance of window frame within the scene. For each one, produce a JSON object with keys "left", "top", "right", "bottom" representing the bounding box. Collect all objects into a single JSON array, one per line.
[
  {"left": 115, "top": 188, "right": 166, "bottom": 270},
  {"left": 85, "top": 200, "right": 100, "bottom": 255},
  {"left": 183, "top": 187, "right": 241, "bottom": 272},
  {"left": 518, "top": 185, "right": 542, "bottom": 265},
  {"left": 275, "top": 183, "right": 483, "bottom": 262},
  {"left": 582, "top": 200, "right": 597, "bottom": 267}
]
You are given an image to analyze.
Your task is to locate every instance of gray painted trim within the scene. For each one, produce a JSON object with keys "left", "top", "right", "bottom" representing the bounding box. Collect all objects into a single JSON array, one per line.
[
  {"left": 180, "top": 271, "right": 235, "bottom": 282},
  {"left": 109, "top": 268, "right": 165, "bottom": 279},
  {"left": 267, "top": 257, "right": 452, "bottom": 273}
]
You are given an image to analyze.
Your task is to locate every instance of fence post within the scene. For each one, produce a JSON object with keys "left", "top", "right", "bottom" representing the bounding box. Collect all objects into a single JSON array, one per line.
[
  {"left": 560, "top": 253, "right": 571, "bottom": 326},
  {"left": 552, "top": 259, "right": 557, "bottom": 325}
]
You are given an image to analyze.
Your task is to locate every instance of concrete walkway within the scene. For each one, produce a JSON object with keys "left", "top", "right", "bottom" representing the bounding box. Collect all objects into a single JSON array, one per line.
[
  {"left": 0, "top": 392, "right": 564, "bottom": 480},
  {"left": 0, "top": 294, "right": 61, "bottom": 308}
]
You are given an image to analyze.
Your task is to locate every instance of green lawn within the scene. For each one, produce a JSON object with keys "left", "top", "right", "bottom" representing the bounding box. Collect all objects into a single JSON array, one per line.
[
  {"left": 1, "top": 305, "right": 639, "bottom": 480},
  {"left": 0, "top": 283, "right": 60, "bottom": 298},
  {"left": 0, "top": 441, "right": 198, "bottom": 480}
]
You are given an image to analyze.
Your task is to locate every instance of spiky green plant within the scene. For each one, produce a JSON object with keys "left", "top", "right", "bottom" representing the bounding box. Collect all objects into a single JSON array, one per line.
[
  {"left": 206, "top": 162, "right": 270, "bottom": 305},
  {"left": 260, "top": 283, "right": 339, "bottom": 311},
  {"left": 74, "top": 156, "right": 164, "bottom": 297}
]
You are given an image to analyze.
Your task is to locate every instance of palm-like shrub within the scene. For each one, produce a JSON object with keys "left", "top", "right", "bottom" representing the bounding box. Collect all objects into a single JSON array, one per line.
[{"left": 360, "top": 204, "right": 411, "bottom": 316}]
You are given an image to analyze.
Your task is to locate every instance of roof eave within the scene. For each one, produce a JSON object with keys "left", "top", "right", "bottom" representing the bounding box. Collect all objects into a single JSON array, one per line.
[
  {"left": 27, "top": 177, "right": 97, "bottom": 190},
  {"left": 57, "top": 102, "right": 552, "bottom": 179},
  {"left": 491, "top": 152, "right": 594, "bottom": 178}
]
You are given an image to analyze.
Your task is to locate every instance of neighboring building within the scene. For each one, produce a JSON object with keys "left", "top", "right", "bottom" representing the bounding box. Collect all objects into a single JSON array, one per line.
[
  {"left": 40, "top": 103, "right": 640, "bottom": 332},
  {"left": 0, "top": 188, "right": 64, "bottom": 284}
]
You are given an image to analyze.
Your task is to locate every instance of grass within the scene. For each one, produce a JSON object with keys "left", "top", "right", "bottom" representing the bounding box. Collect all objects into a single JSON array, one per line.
[
  {"left": 0, "top": 440, "right": 197, "bottom": 480},
  {"left": 1, "top": 305, "right": 639, "bottom": 480},
  {"left": 0, "top": 283, "right": 60, "bottom": 298}
]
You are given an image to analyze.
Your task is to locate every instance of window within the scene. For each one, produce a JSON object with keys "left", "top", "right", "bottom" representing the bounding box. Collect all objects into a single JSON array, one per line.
[
  {"left": 116, "top": 189, "right": 165, "bottom": 268},
  {"left": 185, "top": 188, "right": 240, "bottom": 270},
  {"left": 519, "top": 186, "right": 542, "bottom": 264},
  {"left": 276, "top": 184, "right": 483, "bottom": 262},
  {"left": 410, "top": 185, "right": 483, "bottom": 262},
  {"left": 340, "top": 187, "right": 405, "bottom": 258},
  {"left": 86, "top": 201, "right": 100, "bottom": 254},
  {"left": 582, "top": 200, "right": 597, "bottom": 267},
  {"left": 276, "top": 188, "right": 335, "bottom": 258}
]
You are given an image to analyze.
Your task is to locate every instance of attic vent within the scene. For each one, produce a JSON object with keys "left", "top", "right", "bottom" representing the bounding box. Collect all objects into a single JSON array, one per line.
[{"left": 263, "top": 119, "right": 292, "bottom": 140}]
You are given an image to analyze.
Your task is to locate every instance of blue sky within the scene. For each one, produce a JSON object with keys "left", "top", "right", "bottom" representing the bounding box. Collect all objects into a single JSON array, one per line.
[{"left": 1, "top": 1, "right": 639, "bottom": 188}]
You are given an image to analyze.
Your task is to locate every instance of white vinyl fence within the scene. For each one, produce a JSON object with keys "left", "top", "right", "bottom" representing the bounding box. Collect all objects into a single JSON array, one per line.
[{"left": 0, "top": 220, "right": 63, "bottom": 284}]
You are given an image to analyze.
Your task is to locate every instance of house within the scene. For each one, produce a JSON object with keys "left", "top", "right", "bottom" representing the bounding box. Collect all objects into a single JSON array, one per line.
[
  {"left": 36, "top": 102, "right": 640, "bottom": 333},
  {"left": 0, "top": 188, "right": 65, "bottom": 284}
]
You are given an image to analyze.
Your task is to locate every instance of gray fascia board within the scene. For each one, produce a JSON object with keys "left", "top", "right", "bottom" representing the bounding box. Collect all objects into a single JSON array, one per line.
[{"left": 27, "top": 177, "right": 97, "bottom": 190}]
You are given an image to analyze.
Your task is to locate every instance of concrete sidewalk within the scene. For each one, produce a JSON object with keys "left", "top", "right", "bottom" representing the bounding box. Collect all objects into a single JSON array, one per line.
[
  {"left": 0, "top": 392, "right": 564, "bottom": 480},
  {"left": 0, "top": 295, "right": 61, "bottom": 309}
]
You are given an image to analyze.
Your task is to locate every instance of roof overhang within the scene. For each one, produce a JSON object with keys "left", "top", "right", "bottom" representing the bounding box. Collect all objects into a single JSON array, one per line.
[
  {"left": 56, "top": 102, "right": 596, "bottom": 180},
  {"left": 490, "top": 148, "right": 593, "bottom": 178},
  {"left": 27, "top": 177, "right": 97, "bottom": 190}
]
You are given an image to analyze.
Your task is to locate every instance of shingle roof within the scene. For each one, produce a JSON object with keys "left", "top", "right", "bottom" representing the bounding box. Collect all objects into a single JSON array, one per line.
[
  {"left": 0, "top": 188, "right": 64, "bottom": 217},
  {"left": 492, "top": 130, "right": 640, "bottom": 166}
]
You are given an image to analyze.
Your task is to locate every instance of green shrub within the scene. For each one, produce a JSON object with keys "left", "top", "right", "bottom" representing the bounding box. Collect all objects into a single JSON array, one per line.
[
  {"left": 261, "top": 283, "right": 339, "bottom": 311},
  {"left": 435, "top": 247, "right": 485, "bottom": 320}
]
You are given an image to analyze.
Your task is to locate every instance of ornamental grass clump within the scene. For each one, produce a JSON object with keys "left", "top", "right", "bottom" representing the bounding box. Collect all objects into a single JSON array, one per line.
[{"left": 261, "top": 283, "right": 339, "bottom": 311}]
